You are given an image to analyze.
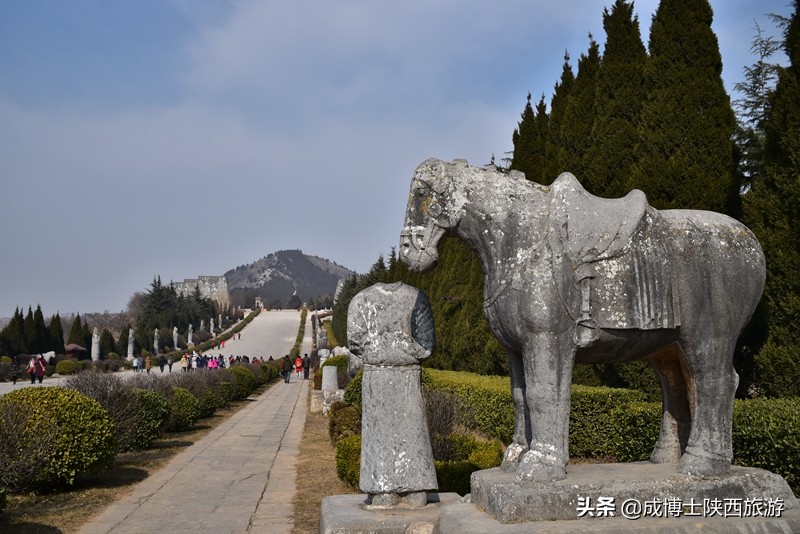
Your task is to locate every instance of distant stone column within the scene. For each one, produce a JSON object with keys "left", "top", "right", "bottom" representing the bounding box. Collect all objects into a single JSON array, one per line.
[
  {"left": 91, "top": 327, "right": 100, "bottom": 361},
  {"left": 127, "top": 328, "right": 134, "bottom": 360},
  {"left": 347, "top": 282, "right": 437, "bottom": 507}
]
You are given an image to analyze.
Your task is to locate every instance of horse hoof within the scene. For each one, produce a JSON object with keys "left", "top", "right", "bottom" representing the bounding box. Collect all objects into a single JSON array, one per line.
[
  {"left": 677, "top": 448, "right": 731, "bottom": 476},
  {"left": 515, "top": 450, "right": 566, "bottom": 481},
  {"left": 649, "top": 444, "right": 682, "bottom": 464}
]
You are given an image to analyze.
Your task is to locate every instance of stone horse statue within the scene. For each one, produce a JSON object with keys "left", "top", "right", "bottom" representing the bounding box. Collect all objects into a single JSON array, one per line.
[{"left": 400, "top": 158, "right": 765, "bottom": 482}]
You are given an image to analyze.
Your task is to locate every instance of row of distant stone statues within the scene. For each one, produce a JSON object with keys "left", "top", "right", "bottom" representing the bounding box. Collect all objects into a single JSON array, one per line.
[{"left": 89, "top": 315, "right": 225, "bottom": 361}]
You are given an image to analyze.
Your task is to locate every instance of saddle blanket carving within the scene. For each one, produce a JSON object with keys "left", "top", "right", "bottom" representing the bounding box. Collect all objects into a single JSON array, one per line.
[{"left": 549, "top": 175, "right": 680, "bottom": 330}]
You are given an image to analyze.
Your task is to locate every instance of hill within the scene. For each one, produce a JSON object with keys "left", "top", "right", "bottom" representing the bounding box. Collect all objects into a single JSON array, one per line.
[{"left": 224, "top": 249, "right": 355, "bottom": 308}]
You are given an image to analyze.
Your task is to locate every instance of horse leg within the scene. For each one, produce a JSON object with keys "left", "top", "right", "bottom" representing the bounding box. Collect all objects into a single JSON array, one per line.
[
  {"left": 676, "top": 336, "right": 738, "bottom": 476},
  {"left": 646, "top": 343, "right": 691, "bottom": 463},
  {"left": 516, "top": 331, "right": 574, "bottom": 481},
  {"left": 502, "top": 350, "right": 530, "bottom": 470}
]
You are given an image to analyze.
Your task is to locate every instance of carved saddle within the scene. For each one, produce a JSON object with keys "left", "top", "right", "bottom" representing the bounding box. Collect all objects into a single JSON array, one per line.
[{"left": 547, "top": 173, "right": 680, "bottom": 346}]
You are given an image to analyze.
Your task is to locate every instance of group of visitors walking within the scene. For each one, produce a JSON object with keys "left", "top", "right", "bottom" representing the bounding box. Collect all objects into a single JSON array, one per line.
[
  {"left": 22, "top": 355, "right": 46, "bottom": 384},
  {"left": 280, "top": 353, "right": 309, "bottom": 383}
]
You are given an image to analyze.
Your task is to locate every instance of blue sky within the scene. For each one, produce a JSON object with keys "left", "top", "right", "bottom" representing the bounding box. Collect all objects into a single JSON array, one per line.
[{"left": 0, "top": 0, "right": 791, "bottom": 316}]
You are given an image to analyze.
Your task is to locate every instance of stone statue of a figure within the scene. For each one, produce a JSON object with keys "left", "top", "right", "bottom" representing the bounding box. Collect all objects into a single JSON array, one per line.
[
  {"left": 127, "top": 327, "right": 134, "bottom": 360},
  {"left": 153, "top": 328, "right": 159, "bottom": 355},
  {"left": 210, "top": 319, "right": 215, "bottom": 336},
  {"left": 91, "top": 327, "right": 100, "bottom": 361},
  {"left": 347, "top": 282, "right": 437, "bottom": 507},
  {"left": 200, "top": 319, "right": 205, "bottom": 332},
  {"left": 173, "top": 326, "right": 178, "bottom": 350},
  {"left": 187, "top": 324, "right": 193, "bottom": 346}
]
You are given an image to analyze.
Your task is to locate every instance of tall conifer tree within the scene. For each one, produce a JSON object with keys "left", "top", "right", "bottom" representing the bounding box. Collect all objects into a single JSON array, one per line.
[
  {"left": 544, "top": 53, "right": 575, "bottom": 181},
  {"left": 585, "top": 0, "right": 648, "bottom": 198},
  {"left": 511, "top": 93, "right": 550, "bottom": 184},
  {"left": 67, "top": 314, "right": 85, "bottom": 346},
  {"left": 558, "top": 36, "right": 601, "bottom": 182},
  {"left": 745, "top": 1, "right": 800, "bottom": 397},
  {"left": 629, "top": 0, "right": 736, "bottom": 212},
  {"left": 48, "top": 313, "right": 65, "bottom": 353}
]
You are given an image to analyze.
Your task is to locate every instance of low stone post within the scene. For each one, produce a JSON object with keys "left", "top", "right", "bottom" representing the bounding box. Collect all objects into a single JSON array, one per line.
[{"left": 347, "top": 282, "right": 437, "bottom": 507}]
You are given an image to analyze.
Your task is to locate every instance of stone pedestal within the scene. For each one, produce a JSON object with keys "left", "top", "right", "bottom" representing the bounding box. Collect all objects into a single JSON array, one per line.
[
  {"left": 319, "top": 492, "right": 463, "bottom": 534},
  {"left": 461, "top": 462, "right": 800, "bottom": 532},
  {"left": 321, "top": 365, "right": 339, "bottom": 391}
]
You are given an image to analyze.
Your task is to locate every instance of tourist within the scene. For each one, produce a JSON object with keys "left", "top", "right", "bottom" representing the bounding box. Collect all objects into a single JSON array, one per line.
[
  {"left": 181, "top": 353, "right": 189, "bottom": 372},
  {"left": 158, "top": 354, "right": 166, "bottom": 373},
  {"left": 27, "top": 356, "right": 37, "bottom": 384},
  {"left": 303, "top": 353, "right": 310, "bottom": 380},
  {"left": 167, "top": 356, "right": 174, "bottom": 372},
  {"left": 294, "top": 355, "right": 303, "bottom": 378},
  {"left": 145, "top": 354, "right": 151, "bottom": 374},
  {"left": 281, "top": 355, "right": 292, "bottom": 383},
  {"left": 35, "top": 355, "right": 46, "bottom": 383},
  {"left": 133, "top": 356, "right": 140, "bottom": 373},
  {"left": 10, "top": 356, "right": 19, "bottom": 385}
]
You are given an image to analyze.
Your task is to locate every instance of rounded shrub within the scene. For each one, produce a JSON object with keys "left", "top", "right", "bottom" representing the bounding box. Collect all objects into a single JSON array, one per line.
[
  {"left": 228, "top": 366, "right": 257, "bottom": 400},
  {"left": 0, "top": 386, "right": 116, "bottom": 487},
  {"left": 165, "top": 386, "right": 200, "bottom": 432},
  {"left": 129, "top": 389, "right": 170, "bottom": 450},
  {"left": 329, "top": 402, "right": 362, "bottom": 446},
  {"left": 343, "top": 369, "right": 363, "bottom": 406},
  {"left": 56, "top": 359, "right": 78, "bottom": 375},
  {"left": 335, "top": 434, "right": 361, "bottom": 489},
  {"left": 0, "top": 356, "right": 11, "bottom": 363}
]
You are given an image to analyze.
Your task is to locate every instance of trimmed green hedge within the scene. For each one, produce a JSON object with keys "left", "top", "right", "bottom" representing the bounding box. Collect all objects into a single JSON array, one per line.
[
  {"left": 336, "top": 434, "right": 361, "bottom": 488},
  {"left": 55, "top": 359, "right": 78, "bottom": 375},
  {"left": 0, "top": 387, "right": 116, "bottom": 486},
  {"left": 165, "top": 386, "right": 200, "bottom": 432},
  {"left": 129, "top": 389, "right": 170, "bottom": 450},
  {"left": 423, "top": 369, "right": 800, "bottom": 493}
]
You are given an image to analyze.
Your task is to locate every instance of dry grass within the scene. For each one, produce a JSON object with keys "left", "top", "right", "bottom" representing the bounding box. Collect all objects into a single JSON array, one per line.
[
  {"left": 0, "top": 387, "right": 267, "bottom": 534},
  {"left": 292, "top": 389, "right": 357, "bottom": 534}
]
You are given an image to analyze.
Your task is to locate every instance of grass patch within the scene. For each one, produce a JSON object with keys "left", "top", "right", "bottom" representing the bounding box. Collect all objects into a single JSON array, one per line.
[
  {"left": 0, "top": 386, "right": 268, "bottom": 534},
  {"left": 292, "top": 383, "right": 357, "bottom": 533}
]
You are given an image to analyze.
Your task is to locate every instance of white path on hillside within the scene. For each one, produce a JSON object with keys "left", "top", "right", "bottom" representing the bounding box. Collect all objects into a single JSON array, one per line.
[{"left": 80, "top": 309, "right": 313, "bottom": 534}]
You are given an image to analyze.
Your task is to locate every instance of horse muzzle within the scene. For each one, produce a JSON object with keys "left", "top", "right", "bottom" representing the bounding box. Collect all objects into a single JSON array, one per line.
[{"left": 400, "top": 225, "right": 444, "bottom": 272}]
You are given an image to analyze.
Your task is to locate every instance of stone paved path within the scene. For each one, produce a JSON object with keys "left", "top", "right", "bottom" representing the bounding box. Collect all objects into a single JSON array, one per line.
[{"left": 79, "top": 310, "right": 311, "bottom": 534}]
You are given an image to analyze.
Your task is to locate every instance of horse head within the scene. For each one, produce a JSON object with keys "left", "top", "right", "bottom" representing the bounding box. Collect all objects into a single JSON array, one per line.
[{"left": 400, "top": 158, "right": 466, "bottom": 272}]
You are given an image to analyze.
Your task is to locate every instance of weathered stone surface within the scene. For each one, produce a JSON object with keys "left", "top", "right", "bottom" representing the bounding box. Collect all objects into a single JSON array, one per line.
[
  {"left": 321, "top": 364, "right": 339, "bottom": 392},
  {"left": 348, "top": 282, "right": 437, "bottom": 500},
  {"left": 322, "top": 389, "right": 344, "bottom": 415},
  {"left": 400, "top": 158, "right": 767, "bottom": 482},
  {"left": 127, "top": 327, "right": 134, "bottom": 360},
  {"left": 319, "top": 493, "right": 462, "bottom": 534},
  {"left": 310, "top": 389, "right": 324, "bottom": 413},
  {"left": 91, "top": 327, "right": 100, "bottom": 361},
  {"left": 470, "top": 463, "right": 798, "bottom": 524},
  {"left": 318, "top": 348, "right": 331, "bottom": 366},
  {"left": 153, "top": 328, "right": 159, "bottom": 355},
  {"left": 438, "top": 502, "right": 800, "bottom": 534}
]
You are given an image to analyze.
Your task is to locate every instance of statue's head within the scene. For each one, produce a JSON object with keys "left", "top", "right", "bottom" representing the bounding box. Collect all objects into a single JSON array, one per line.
[{"left": 400, "top": 159, "right": 466, "bottom": 272}]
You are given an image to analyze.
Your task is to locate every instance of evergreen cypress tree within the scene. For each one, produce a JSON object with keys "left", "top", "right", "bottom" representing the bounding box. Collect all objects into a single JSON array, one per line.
[
  {"left": 81, "top": 320, "right": 92, "bottom": 352},
  {"left": 585, "top": 0, "right": 648, "bottom": 198},
  {"left": 31, "top": 305, "right": 49, "bottom": 354},
  {"left": 23, "top": 307, "right": 35, "bottom": 354},
  {"left": 511, "top": 94, "right": 550, "bottom": 184},
  {"left": 99, "top": 328, "right": 117, "bottom": 356},
  {"left": 629, "top": 0, "right": 736, "bottom": 212},
  {"left": 67, "top": 313, "right": 85, "bottom": 346},
  {"left": 0, "top": 308, "right": 26, "bottom": 356},
  {"left": 48, "top": 313, "right": 65, "bottom": 353},
  {"left": 544, "top": 53, "right": 575, "bottom": 181},
  {"left": 558, "top": 36, "right": 601, "bottom": 182},
  {"left": 745, "top": 1, "right": 800, "bottom": 397}
]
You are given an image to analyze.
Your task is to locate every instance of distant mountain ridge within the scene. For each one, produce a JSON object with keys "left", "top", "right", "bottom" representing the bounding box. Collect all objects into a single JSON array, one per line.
[{"left": 224, "top": 249, "right": 355, "bottom": 308}]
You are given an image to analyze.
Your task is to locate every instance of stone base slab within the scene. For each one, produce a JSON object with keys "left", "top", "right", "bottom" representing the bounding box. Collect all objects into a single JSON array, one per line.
[
  {"left": 319, "top": 492, "right": 463, "bottom": 534},
  {"left": 471, "top": 463, "right": 798, "bottom": 524},
  {"left": 438, "top": 502, "right": 800, "bottom": 533},
  {"left": 310, "top": 390, "right": 324, "bottom": 413}
]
